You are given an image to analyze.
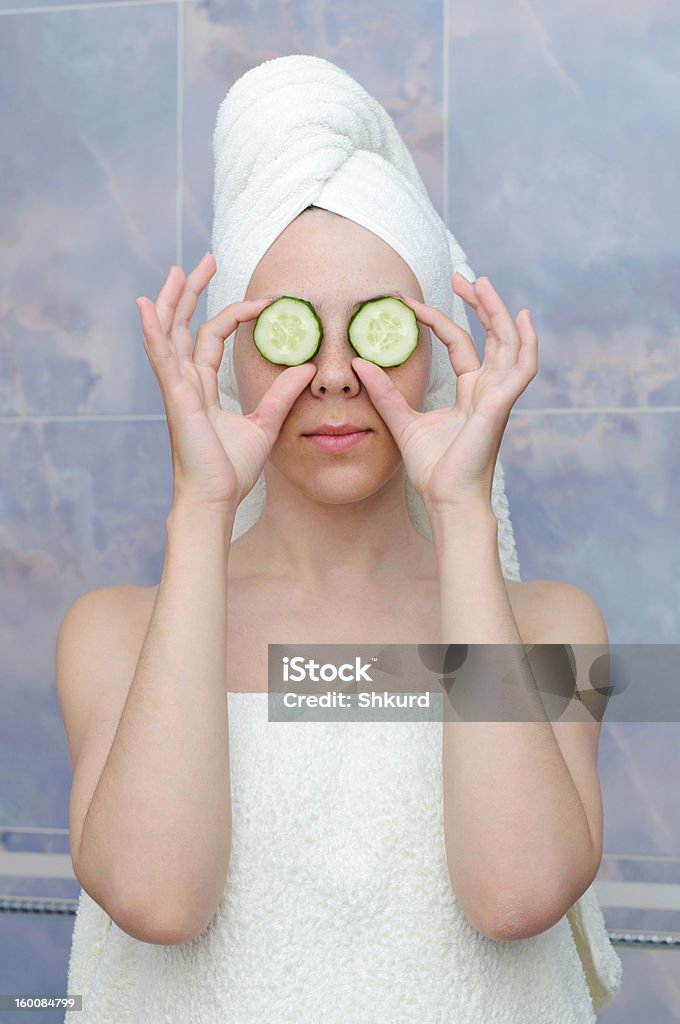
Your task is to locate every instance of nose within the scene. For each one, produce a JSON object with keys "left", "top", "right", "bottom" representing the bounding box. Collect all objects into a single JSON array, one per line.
[{"left": 307, "top": 326, "right": 362, "bottom": 397}]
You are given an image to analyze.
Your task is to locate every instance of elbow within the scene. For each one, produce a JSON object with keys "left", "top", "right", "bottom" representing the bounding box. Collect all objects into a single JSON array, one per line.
[
  {"left": 79, "top": 864, "right": 224, "bottom": 946},
  {"left": 104, "top": 849, "right": 230, "bottom": 946},
  {"left": 453, "top": 848, "right": 602, "bottom": 942},
  {"left": 457, "top": 877, "right": 569, "bottom": 942},
  {"left": 474, "top": 899, "right": 563, "bottom": 942},
  {"left": 481, "top": 859, "right": 604, "bottom": 941},
  {"left": 74, "top": 873, "right": 196, "bottom": 946},
  {"left": 476, "top": 874, "right": 599, "bottom": 940},
  {"left": 73, "top": 829, "right": 231, "bottom": 946},
  {"left": 109, "top": 890, "right": 217, "bottom": 946}
]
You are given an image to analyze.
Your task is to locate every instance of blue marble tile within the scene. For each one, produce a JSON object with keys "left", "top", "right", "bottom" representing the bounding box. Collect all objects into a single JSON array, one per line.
[
  {"left": 600, "top": 723, "right": 680, "bottom": 857},
  {"left": 0, "top": 417, "right": 171, "bottom": 816},
  {"left": 0, "top": 1, "right": 129, "bottom": 9},
  {"left": 500, "top": 409, "right": 679, "bottom": 642},
  {"left": 0, "top": 2, "right": 177, "bottom": 416},
  {"left": 446, "top": 0, "right": 679, "bottom": 408}
]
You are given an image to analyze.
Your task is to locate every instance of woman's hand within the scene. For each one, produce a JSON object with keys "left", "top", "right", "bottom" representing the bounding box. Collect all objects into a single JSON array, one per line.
[
  {"left": 136, "top": 253, "right": 316, "bottom": 516},
  {"left": 350, "top": 274, "right": 538, "bottom": 513}
]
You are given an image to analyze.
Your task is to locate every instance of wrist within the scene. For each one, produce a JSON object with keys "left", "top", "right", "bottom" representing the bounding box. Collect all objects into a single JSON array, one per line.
[
  {"left": 426, "top": 501, "right": 497, "bottom": 543},
  {"left": 425, "top": 500, "right": 497, "bottom": 526},
  {"left": 167, "top": 498, "right": 238, "bottom": 532}
]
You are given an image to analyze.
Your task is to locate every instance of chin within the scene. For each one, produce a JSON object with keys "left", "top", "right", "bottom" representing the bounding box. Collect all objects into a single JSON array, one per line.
[
  {"left": 298, "top": 480, "right": 392, "bottom": 505},
  {"left": 271, "top": 450, "right": 390, "bottom": 494}
]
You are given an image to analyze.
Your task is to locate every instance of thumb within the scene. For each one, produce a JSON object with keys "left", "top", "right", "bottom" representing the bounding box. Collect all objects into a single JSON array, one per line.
[
  {"left": 250, "top": 363, "right": 317, "bottom": 447},
  {"left": 351, "top": 357, "right": 416, "bottom": 444}
]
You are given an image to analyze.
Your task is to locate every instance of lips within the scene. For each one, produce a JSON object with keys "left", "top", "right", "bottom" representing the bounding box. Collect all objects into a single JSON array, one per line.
[
  {"left": 304, "top": 423, "right": 369, "bottom": 436},
  {"left": 303, "top": 430, "right": 371, "bottom": 453}
]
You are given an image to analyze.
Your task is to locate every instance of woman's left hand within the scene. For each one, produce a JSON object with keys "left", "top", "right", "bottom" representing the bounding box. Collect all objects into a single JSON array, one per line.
[{"left": 350, "top": 274, "right": 538, "bottom": 513}]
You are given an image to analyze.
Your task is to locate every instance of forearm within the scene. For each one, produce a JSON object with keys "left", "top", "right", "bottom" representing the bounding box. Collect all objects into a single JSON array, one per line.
[
  {"left": 430, "top": 503, "right": 595, "bottom": 935},
  {"left": 78, "top": 502, "right": 235, "bottom": 936}
]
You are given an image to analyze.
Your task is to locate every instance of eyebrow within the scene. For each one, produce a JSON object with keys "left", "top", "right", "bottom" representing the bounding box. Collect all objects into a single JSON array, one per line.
[{"left": 260, "top": 291, "right": 407, "bottom": 314}]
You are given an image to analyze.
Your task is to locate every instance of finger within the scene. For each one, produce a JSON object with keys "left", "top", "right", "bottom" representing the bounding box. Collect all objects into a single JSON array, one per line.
[
  {"left": 135, "top": 296, "right": 183, "bottom": 392},
  {"left": 469, "top": 277, "right": 521, "bottom": 370},
  {"left": 155, "top": 266, "right": 186, "bottom": 337},
  {"left": 248, "top": 363, "right": 318, "bottom": 447},
  {"left": 193, "top": 295, "right": 274, "bottom": 375},
  {"left": 451, "top": 273, "right": 492, "bottom": 331},
  {"left": 399, "top": 294, "right": 482, "bottom": 376},
  {"left": 514, "top": 309, "right": 538, "bottom": 380},
  {"left": 350, "top": 357, "right": 417, "bottom": 444},
  {"left": 451, "top": 272, "right": 501, "bottom": 364},
  {"left": 193, "top": 296, "right": 278, "bottom": 409},
  {"left": 170, "top": 252, "right": 217, "bottom": 360}
]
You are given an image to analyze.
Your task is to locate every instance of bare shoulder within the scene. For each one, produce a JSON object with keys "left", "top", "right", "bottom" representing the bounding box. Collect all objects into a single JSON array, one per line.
[
  {"left": 57, "top": 583, "right": 152, "bottom": 642},
  {"left": 504, "top": 577, "right": 609, "bottom": 743},
  {"left": 507, "top": 577, "right": 609, "bottom": 646},
  {"left": 55, "top": 581, "right": 154, "bottom": 685},
  {"left": 502, "top": 577, "right": 540, "bottom": 640},
  {"left": 129, "top": 582, "right": 158, "bottom": 618}
]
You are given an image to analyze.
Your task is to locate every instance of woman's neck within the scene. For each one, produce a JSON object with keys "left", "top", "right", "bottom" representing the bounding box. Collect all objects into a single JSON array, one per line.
[{"left": 229, "top": 469, "right": 437, "bottom": 589}]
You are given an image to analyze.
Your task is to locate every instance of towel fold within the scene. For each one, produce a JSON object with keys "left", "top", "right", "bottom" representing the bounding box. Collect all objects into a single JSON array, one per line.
[{"left": 566, "top": 884, "right": 624, "bottom": 1013}]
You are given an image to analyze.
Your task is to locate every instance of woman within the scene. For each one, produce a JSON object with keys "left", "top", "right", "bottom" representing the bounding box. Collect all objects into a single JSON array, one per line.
[{"left": 60, "top": 55, "right": 622, "bottom": 1023}]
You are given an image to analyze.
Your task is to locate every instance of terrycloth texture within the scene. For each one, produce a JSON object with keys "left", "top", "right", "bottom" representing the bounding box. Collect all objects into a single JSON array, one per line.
[
  {"left": 64, "top": 53, "right": 623, "bottom": 1022},
  {"left": 65, "top": 695, "right": 622, "bottom": 1023}
]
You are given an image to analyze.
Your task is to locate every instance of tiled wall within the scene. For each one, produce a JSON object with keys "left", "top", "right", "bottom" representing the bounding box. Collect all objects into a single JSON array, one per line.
[{"left": 0, "top": 0, "right": 678, "bottom": 1019}]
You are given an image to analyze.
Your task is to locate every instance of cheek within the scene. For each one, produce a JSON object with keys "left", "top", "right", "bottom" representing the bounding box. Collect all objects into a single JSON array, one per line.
[
  {"left": 385, "top": 330, "right": 431, "bottom": 409},
  {"left": 232, "top": 330, "right": 280, "bottom": 414}
]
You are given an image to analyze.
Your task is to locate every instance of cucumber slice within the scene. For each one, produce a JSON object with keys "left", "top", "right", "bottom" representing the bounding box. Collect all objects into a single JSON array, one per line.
[
  {"left": 348, "top": 296, "right": 419, "bottom": 367},
  {"left": 252, "top": 296, "right": 322, "bottom": 366}
]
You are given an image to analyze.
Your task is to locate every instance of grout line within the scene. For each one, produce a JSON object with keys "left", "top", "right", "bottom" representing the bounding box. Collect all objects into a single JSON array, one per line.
[
  {"left": 605, "top": 854, "right": 680, "bottom": 863},
  {"left": 0, "top": 826, "right": 70, "bottom": 835},
  {"left": 507, "top": 406, "right": 680, "bottom": 415},
  {"left": 1, "top": 407, "right": 679, "bottom": 425},
  {"left": 0, "top": 415, "right": 167, "bottom": 423},
  {"left": 0, "top": 0, "right": 198, "bottom": 16}
]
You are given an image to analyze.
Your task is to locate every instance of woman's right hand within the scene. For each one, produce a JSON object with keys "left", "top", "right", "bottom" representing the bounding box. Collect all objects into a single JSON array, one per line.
[{"left": 135, "top": 252, "right": 317, "bottom": 516}]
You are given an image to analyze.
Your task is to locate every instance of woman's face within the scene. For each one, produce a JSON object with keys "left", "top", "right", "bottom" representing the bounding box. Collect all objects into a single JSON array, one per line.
[{"left": 232, "top": 207, "right": 432, "bottom": 504}]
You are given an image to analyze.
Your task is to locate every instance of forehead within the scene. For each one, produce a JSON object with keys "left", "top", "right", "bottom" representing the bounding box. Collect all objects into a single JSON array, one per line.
[{"left": 249, "top": 211, "right": 422, "bottom": 304}]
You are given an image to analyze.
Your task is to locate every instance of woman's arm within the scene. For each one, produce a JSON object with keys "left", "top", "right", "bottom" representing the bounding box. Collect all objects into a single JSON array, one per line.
[
  {"left": 431, "top": 503, "right": 600, "bottom": 942},
  {"left": 351, "top": 274, "right": 603, "bottom": 942},
  {"left": 75, "top": 501, "right": 235, "bottom": 945}
]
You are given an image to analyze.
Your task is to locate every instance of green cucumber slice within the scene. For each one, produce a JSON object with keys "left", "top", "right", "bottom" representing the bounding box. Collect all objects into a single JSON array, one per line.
[
  {"left": 348, "top": 296, "right": 419, "bottom": 367},
  {"left": 253, "top": 296, "right": 322, "bottom": 366}
]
